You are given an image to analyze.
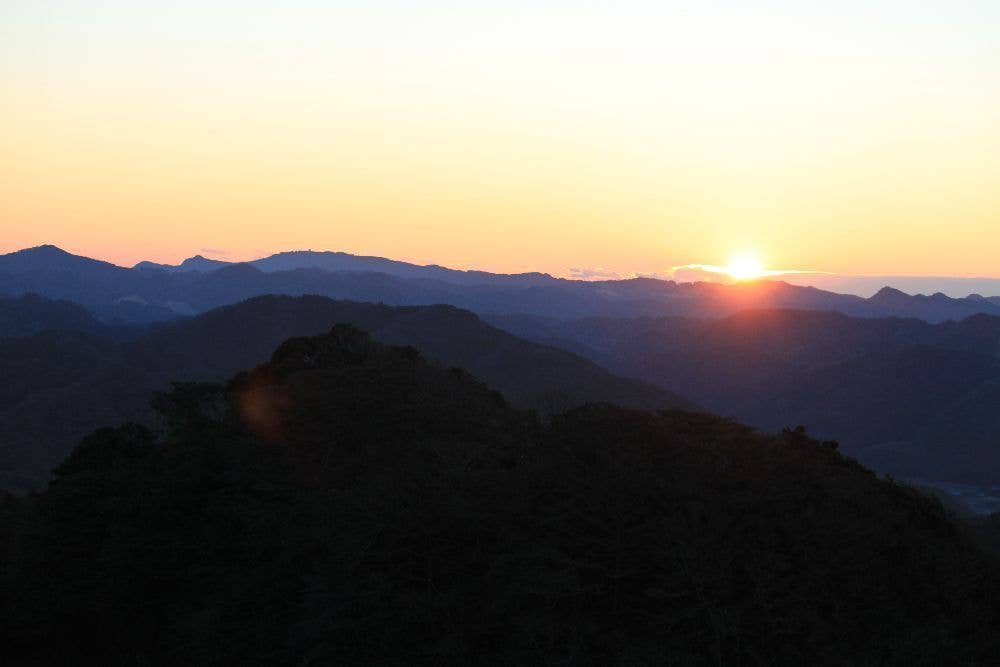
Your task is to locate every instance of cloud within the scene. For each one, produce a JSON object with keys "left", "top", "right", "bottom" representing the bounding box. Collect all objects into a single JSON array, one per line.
[
  {"left": 568, "top": 266, "right": 628, "bottom": 280},
  {"left": 669, "top": 264, "right": 735, "bottom": 284},
  {"left": 563, "top": 264, "right": 829, "bottom": 285},
  {"left": 669, "top": 263, "right": 828, "bottom": 284}
]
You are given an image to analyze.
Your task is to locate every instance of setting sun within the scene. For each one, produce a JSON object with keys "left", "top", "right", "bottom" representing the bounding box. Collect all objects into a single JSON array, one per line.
[{"left": 726, "top": 253, "right": 765, "bottom": 281}]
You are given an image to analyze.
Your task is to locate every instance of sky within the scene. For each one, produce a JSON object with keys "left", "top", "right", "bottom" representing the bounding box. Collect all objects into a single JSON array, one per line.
[{"left": 2, "top": 1, "right": 999, "bottom": 280}]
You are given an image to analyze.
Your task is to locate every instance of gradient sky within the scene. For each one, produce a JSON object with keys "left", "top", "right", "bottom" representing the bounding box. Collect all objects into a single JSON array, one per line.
[{"left": 3, "top": 1, "right": 999, "bottom": 277}]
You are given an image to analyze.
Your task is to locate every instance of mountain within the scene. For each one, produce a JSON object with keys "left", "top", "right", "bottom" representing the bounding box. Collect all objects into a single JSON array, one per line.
[
  {"left": 0, "top": 293, "right": 101, "bottom": 338},
  {"left": 868, "top": 286, "right": 1000, "bottom": 322},
  {"left": 3, "top": 326, "right": 998, "bottom": 664},
  {"left": 134, "top": 254, "right": 232, "bottom": 272},
  {"left": 0, "top": 295, "right": 690, "bottom": 492},
  {"left": 133, "top": 248, "right": 559, "bottom": 285},
  {"left": 7, "top": 245, "right": 1000, "bottom": 325},
  {"left": 782, "top": 273, "right": 1000, "bottom": 300},
  {"left": 489, "top": 308, "right": 1000, "bottom": 486},
  {"left": 0, "top": 244, "right": 118, "bottom": 274},
  {"left": 250, "top": 249, "right": 557, "bottom": 286},
  {"left": 0, "top": 245, "right": 133, "bottom": 306},
  {"left": 0, "top": 245, "right": 183, "bottom": 323}
]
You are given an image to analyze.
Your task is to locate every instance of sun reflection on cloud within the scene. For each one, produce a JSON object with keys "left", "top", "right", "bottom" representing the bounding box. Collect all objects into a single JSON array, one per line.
[{"left": 670, "top": 260, "right": 824, "bottom": 284}]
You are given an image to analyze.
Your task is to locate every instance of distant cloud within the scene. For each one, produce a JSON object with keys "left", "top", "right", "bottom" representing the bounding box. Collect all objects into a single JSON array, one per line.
[
  {"left": 568, "top": 266, "right": 628, "bottom": 280},
  {"left": 670, "top": 264, "right": 734, "bottom": 284},
  {"left": 669, "top": 263, "right": 826, "bottom": 284},
  {"left": 564, "top": 264, "right": 827, "bottom": 285}
]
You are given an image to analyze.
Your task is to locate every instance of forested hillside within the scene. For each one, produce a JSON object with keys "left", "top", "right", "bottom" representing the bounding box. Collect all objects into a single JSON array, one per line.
[
  {"left": 2, "top": 326, "right": 998, "bottom": 665},
  {"left": 0, "top": 296, "right": 688, "bottom": 492},
  {"left": 491, "top": 308, "right": 1000, "bottom": 485}
]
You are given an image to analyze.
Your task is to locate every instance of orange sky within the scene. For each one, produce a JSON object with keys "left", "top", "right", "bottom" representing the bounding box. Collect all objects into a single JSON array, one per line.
[{"left": 3, "top": 2, "right": 999, "bottom": 278}]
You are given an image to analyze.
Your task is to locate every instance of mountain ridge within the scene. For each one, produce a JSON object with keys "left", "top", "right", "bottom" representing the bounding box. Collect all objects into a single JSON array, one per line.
[
  {"left": 6, "top": 244, "right": 1000, "bottom": 324},
  {"left": 490, "top": 307, "right": 1000, "bottom": 486},
  {"left": 0, "top": 294, "right": 691, "bottom": 492}
]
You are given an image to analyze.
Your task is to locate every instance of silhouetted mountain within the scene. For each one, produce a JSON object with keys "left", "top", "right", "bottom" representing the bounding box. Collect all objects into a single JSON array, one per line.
[
  {"left": 782, "top": 274, "right": 1000, "bottom": 302},
  {"left": 0, "top": 244, "right": 115, "bottom": 274},
  {"left": 132, "top": 260, "right": 172, "bottom": 271},
  {"left": 2, "top": 327, "right": 997, "bottom": 664},
  {"left": 0, "top": 295, "right": 689, "bottom": 491},
  {"left": 250, "top": 249, "right": 557, "bottom": 286},
  {"left": 491, "top": 308, "right": 1000, "bottom": 486},
  {"left": 0, "top": 293, "right": 101, "bottom": 338},
  {"left": 7, "top": 245, "right": 1000, "bottom": 325},
  {"left": 134, "top": 254, "right": 232, "bottom": 272},
  {"left": 868, "top": 285, "right": 1000, "bottom": 322},
  {"left": 0, "top": 245, "right": 181, "bottom": 323}
]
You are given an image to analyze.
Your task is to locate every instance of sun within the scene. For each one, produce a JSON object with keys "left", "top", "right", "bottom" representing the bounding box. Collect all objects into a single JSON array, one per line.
[{"left": 726, "top": 253, "right": 764, "bottom": 281}]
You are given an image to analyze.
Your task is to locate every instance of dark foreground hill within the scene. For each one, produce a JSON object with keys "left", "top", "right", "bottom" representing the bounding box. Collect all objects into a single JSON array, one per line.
[
  {"left": 2, "top": 326, "right": 998, "bottom": 665},
  {"left": 491, "top": 308, "right": 1000, "bottom": 486},
  {"left": 0, "top": 295, "right": 688, "bottom": 492}
]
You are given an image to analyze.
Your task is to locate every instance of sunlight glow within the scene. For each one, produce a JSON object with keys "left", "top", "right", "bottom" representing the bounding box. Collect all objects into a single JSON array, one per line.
[
  {"left": 3, "top": 2, "right": 1000, "bottom": 276},
  {"left": 726, "top": 253, "right": 765, "bottom": 281}
]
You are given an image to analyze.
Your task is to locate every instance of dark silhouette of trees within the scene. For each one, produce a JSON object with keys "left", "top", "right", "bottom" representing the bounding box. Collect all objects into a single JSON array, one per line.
[{"left": 2, "top": 326, "right": 999, "bottom": 665}]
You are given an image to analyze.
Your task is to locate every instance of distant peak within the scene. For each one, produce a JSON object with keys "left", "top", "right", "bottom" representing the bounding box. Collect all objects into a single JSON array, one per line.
[
  {"left": 179, "top": 254, "right": 227, "bottom": 264},
  {"left": 19, "top": 244, "right": 70, "bottom": 256},
  {"left": 871, "top": 286, "right": 908, "bottom": 300}
]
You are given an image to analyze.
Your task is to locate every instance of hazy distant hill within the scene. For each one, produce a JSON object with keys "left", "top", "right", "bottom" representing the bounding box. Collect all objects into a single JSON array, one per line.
[
  {"left": 783, "top": 274, "right": 1000, "bottom": 301},
  {"left": 867, "top": 286, "right": 1000, "bottom": 322},
  {"left": 3, "top": 326, "right": 998, "bottom": 664},
  {"left": 0, "top": 246, "right": 186, "bottom": 323},
  {"left": 0, "top": 295, "right": 689, "bottom": 492},
  {"left": 5, "top": 245, "right": 1000, "bottom": 324},
  {"left": 491, "top": 309, "right": 1000, "bottom": 485},
  {"left": 134, "top": 254, "right": 231, "bottom": 273},
  {"left": 134, "top": 248, "right": 558, "bottom": 285},
  {"left": 252, "top": 249, "right": 560, "bottom": 286},
  {"left": 0, "top": 293, "right": 101, "bottom": 338}
]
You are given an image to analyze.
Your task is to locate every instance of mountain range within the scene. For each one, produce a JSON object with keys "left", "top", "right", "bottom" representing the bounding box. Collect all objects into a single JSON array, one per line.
[
  {"left": 491, "top": 308, "right": 1000, "bottom": 486},
  {"left": 0, "top": 294, "right": 689, "bottom": 492},
  {"left": 4, "top": 245, "right": 1000, "bottom": 324},
  {"left": 4, "top": 244, "right": 1000, "bottom": 493},
  {"left": 4, "top": 243, "right": 1000, "bottom": 662}
]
